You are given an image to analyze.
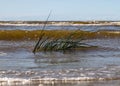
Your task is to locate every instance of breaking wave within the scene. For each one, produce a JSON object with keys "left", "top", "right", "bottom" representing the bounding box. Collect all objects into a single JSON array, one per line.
[
  {"left": 0, "top": 65, "right": 120, "bottom": 85},
  {"left": 0, "top": 30, "right": 120, "bottom": 40}
]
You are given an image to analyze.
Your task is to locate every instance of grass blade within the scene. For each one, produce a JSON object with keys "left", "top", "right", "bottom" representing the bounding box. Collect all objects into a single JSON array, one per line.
[{"left": 33, "top": 11, "right": 52, "bottom": 54}]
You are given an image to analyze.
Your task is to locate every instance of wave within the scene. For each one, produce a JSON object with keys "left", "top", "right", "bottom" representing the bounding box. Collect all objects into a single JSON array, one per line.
[
  {"left": 0, "top": 77, "right": 119, "bottom": 85},
  {"left": 0, "top": 77, "right": 120, "bottom": 86},
  {"left": 0, "top": 30, "right": 120, "bottom": 41},
  {"left": 0, "top": 65, "right": 120, "bottom": 84},
  {"left": 0, "top": 22, "right": 118, "bottom": 26},
  {"left": 0, "top": 52, "right": 7, "bottom": 56},
  {"left": 0, "top": 70, "right": 120, "bottom": 85}
]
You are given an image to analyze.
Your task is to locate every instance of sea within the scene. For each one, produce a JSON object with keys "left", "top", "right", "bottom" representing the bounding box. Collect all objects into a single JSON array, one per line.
[{"left": 0, "top": 24, "right": 120, "bottom": 86}]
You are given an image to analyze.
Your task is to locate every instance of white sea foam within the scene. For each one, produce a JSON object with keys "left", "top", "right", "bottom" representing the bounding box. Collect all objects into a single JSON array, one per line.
[
  {"left": 0, "top": 23, "right": 117, "bottom": 26},
  {"left": 0, "top": 76, "right": 119, "bottom": 86},
  {"left": 0, "top": 78, "right": 29, "bottom": 85},
  {"left": 0, "top": 52, "right": 7, "bottom": 56}
]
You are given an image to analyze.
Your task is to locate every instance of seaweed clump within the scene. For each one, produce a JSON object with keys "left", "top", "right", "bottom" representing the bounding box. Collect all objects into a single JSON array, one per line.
[
  {"left": 33, "top": 12, "right": 91, "bottom": 54},
  {"left": 32, "top": 29, "right": 91, "bottom": 54}
]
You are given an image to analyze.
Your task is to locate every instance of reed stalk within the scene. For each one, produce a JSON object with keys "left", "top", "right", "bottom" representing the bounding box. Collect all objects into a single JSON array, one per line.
[{"left": 33, "top": 11, "right": 52, "bottom": 54}]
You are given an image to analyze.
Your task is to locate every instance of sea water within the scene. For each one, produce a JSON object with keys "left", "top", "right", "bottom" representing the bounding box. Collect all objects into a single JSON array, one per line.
[{"left": 0, "top": 24, "right": 120, "bottom": 86}]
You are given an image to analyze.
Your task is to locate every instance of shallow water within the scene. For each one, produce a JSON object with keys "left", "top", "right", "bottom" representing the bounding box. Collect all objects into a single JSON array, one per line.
[
  {"left": 0, "top": 25, "right": 120, "bottom": 85},
  {"left": 0, "top": 39, "right": 120, "bottom": 85}
]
